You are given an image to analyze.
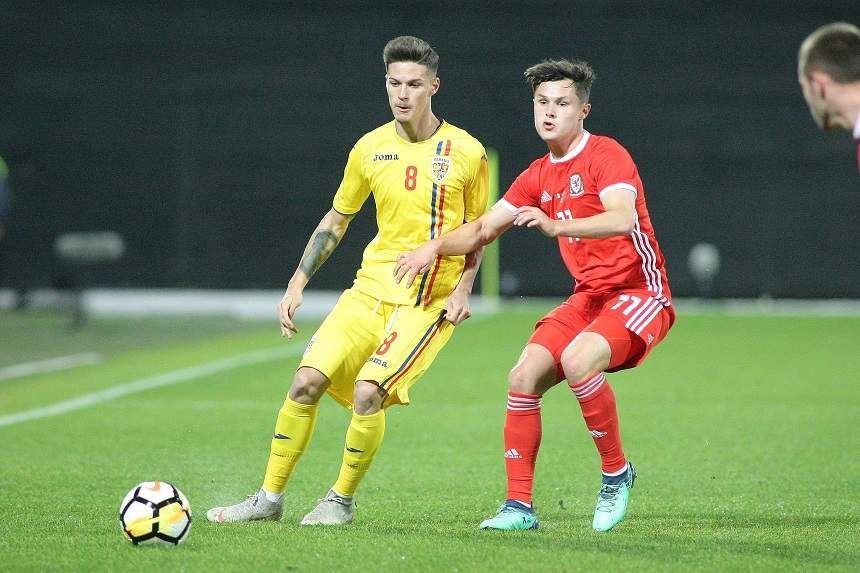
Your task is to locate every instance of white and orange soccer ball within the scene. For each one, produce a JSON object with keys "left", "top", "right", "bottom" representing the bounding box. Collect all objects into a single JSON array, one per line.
[{"left": 119, "top": 481, "right": 192, "bottom": 545}]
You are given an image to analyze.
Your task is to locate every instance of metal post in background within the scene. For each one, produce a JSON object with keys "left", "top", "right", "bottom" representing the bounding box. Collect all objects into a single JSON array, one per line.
[{"left": 481, "top": 147, "right": 500, "bottom": 302}]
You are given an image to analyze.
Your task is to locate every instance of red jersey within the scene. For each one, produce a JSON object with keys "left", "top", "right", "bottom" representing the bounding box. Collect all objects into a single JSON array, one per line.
[
  {"left": 855, "top": 117, "right": 860, "bottom": 171},
  {"left": 501, "top": 131, "right": 671, "bottom": 305}
]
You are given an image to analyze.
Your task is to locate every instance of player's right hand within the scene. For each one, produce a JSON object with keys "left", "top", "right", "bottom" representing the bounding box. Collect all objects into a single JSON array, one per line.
[{"left": 278, "top": 290, "right": 303, "bottom": 339}]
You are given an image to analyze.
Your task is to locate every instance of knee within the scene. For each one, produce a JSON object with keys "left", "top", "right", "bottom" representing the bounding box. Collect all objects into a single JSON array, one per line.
[
  {"left": 563, "top": 365, "right": 590, "bottom": 386},
  {"left": 288, "top": 367, "right": 329, "bottom": 404},
  {"left": 353, "top": 381, "right": 384, "bottom": 415},
  {"left": 508, "top": 365, "right": 539, "bottom": 394},
  {"left": 561, "top": 353, "right": 592, "bottom": 385},
  {"left": 560, "top": 335, "right": 609, "bottom": 384}
]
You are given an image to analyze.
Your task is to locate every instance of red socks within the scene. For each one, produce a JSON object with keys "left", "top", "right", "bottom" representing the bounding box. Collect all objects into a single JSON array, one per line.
[
  {"left": 504, "top": 392, "right": 542, "bottom": 503},
  {"left": 502, "top": 375, "right": 626, "bottom": 503},
  {"left": 570, "top": 373, "right": 627, "bottom": 474}
]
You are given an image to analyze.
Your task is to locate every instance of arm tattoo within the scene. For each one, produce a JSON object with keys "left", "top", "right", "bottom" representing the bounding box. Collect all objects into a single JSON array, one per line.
[{"left": 299, "top": 229, "right": 340, "bottom": 278}]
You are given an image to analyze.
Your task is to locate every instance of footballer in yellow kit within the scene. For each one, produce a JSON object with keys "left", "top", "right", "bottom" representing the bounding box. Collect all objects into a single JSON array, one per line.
[
  {"left": 303, "top": 119, "right": 488, "bottom": 408},
  {"left": 206, "top": 36, "right": 488, "bottom": 527}
]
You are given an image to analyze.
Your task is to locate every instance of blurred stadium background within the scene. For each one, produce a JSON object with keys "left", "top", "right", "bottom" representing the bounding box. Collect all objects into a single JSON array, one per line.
[{"left": 1, "top": 1, "right": 859, "bottom": 311}]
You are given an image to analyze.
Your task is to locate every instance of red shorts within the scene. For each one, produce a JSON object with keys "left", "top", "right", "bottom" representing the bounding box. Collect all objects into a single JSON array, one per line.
[{"left": 529, "top": 289, "right": 675, "bottom": 381}]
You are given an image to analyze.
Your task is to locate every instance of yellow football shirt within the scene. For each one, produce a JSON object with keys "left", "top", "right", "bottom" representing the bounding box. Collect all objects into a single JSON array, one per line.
[{"left": 333, "top": 120, "right": 488, "bottom": 308}]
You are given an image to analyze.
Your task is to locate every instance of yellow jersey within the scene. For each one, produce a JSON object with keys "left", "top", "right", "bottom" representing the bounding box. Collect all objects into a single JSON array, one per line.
[{"left": 333, "top": 120, "right": 488, "bottom": 308}]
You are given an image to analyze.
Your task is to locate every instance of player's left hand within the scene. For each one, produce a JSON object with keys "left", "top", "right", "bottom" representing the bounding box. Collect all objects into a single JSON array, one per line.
[
  {"left": 278, "top": 289, "right": 302, "bottom": 339},
  {"left": 445, "top": 289, "right": 472, "bottom": 325},
  {"left": 514, "top": 206, "right": 558, "bottom": 237},
  {"left": 394, "top": 242, "right": 437, "bottom": 287}
]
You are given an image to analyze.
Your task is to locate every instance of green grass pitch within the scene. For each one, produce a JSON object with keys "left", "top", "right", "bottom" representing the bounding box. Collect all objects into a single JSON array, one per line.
[{"left": 0, "top": 305, "right": 858, "bottom": 572}]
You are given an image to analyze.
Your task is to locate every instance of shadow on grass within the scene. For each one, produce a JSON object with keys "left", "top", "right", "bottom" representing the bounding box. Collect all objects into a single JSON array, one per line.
[
  {"left": 631, "top": 512, "right": 858, "bottom": 529},
  {"left": 341, "top": 511, "right": 859, "bottom": 568}
]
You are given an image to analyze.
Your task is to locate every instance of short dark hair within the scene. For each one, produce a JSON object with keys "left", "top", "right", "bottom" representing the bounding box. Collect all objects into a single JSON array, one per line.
[
  {"left": 524, "top": 58, "right": 596, "bottom": 102},
  {"left": 799, "top": 22, "right": 860, "bottom": 83},
  {"left": 383, "top": 36, "right": 439, "bottom": 75}
]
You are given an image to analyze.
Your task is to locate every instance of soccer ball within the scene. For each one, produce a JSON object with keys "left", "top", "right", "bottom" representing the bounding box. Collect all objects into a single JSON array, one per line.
[{"left": 119, "top": 481, "right": 192, "bottom": 545}]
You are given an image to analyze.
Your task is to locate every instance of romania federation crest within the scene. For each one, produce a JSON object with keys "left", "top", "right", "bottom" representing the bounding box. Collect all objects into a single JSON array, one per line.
[
  {"left": 569, "top": 173, "right": 584, "bottom": 197},
  {"left": 431, "top": 156, "right": 452, "bottom": 184}
]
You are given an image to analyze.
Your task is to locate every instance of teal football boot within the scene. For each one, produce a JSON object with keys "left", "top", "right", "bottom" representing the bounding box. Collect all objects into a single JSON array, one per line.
[
  {"left": 592, "top": 462, "right": 636, "bottom": 532},
  {"left": 480, "top": 500, "right": 539, "bottom": 530}
]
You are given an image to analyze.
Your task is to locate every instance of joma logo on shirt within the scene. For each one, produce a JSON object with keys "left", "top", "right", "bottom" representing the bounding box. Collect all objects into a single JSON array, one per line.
[
  {"left": 368, "top": 356, "right": 389, "bottom": 368},
  {"left": 373, "top": 153, "right": 399, "bottom": 161}
]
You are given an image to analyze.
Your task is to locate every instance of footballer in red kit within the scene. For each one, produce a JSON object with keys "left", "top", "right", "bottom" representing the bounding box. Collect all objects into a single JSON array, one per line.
[
  {"left": 396, "top": 57, "right": 674, "bottom": 532},
  {"left": 500, "top": 130, "right": 673, "bottom": 377}
]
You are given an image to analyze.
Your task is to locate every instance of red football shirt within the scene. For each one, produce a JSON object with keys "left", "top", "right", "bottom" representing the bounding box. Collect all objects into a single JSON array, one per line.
[
  {"left": 855, "top": 115, "right": 860, "bottom": 172},
  {"left": 501, "top": 131, "right": 672, "bottom": 305}
]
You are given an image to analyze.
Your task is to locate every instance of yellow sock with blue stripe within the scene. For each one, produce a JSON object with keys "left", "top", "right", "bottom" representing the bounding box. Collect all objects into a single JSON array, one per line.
[
  {"left": 332, "top": 410, "right": 386, "bottom": 497},
  {"left": 262, "top": 397, "right": 318, "bottom": 495}
]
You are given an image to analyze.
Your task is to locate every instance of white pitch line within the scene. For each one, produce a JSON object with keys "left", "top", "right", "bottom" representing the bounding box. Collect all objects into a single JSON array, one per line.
[
  {"left": 0, "top": 345, "right": 305, "bottom": 428},
  {"left": 0, "top": 309, "right": 500, "bottom": 429},
  {"left": 0, "top": 353, "right": 104, "bottom": 383}
]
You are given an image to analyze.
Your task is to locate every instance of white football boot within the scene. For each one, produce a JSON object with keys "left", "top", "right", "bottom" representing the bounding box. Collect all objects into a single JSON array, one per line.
[
  {"left": 206, "top": 489, "right": 283, "bottom": 523},
  {"left": 300, "top": 489, "right": 354, "bottom": 525}
]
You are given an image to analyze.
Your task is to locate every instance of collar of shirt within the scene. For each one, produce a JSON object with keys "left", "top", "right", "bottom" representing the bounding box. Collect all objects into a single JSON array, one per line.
[{"left": 550, "top": 131, "right": 591, "bottom": 163}]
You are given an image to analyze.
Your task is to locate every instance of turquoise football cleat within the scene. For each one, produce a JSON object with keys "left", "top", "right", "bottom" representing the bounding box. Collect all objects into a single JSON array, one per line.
[
  {"left": 592, "top": 463, "right": 636, "bottom": 532},
  {"left": 480, "top": 500, "right": 539, "bottom": 531}
]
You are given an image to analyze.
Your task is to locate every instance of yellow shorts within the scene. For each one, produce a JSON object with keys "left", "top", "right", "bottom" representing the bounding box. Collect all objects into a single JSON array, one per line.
[{"left": 299, "top": 288, "right": 454, "bottom": 409}]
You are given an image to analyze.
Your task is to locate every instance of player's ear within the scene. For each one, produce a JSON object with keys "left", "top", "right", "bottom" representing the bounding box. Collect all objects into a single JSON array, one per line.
[
  {"left": 809, "top": 70, "right": 830, "bottom": 98},
  {"left": 431, "top": 75, "right": 440, "bottom": 95},
  {"left": 580, "top": 102, "right": 592, "bottom": 120}
]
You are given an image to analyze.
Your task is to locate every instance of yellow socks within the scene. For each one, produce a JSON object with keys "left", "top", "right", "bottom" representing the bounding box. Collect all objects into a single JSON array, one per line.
[
  {"left": 262, "top": 397, "right": 318, "bottom": 494},
  {"left": 332, "top": 410, "right": 386, "bottom": 498},
  {"left": 262, "top": 399, "right": 385, "bottom": 499}
]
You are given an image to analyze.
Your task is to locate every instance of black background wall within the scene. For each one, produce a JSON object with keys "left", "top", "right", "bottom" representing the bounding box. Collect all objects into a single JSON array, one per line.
[{"left": 2, "top": 1, "right": 859, "bottom": 297}]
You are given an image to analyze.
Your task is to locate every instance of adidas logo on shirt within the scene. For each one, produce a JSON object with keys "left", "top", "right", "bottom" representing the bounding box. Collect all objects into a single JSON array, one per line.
[
  {"left": 589, "top": 430, "right": 608, "bottom": 439},
  {"left": 504, "top": 448, "right": 522, "bottom": 459},
  {"left": 540, "top": 190, "right": 552, "bottom": 203}
]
